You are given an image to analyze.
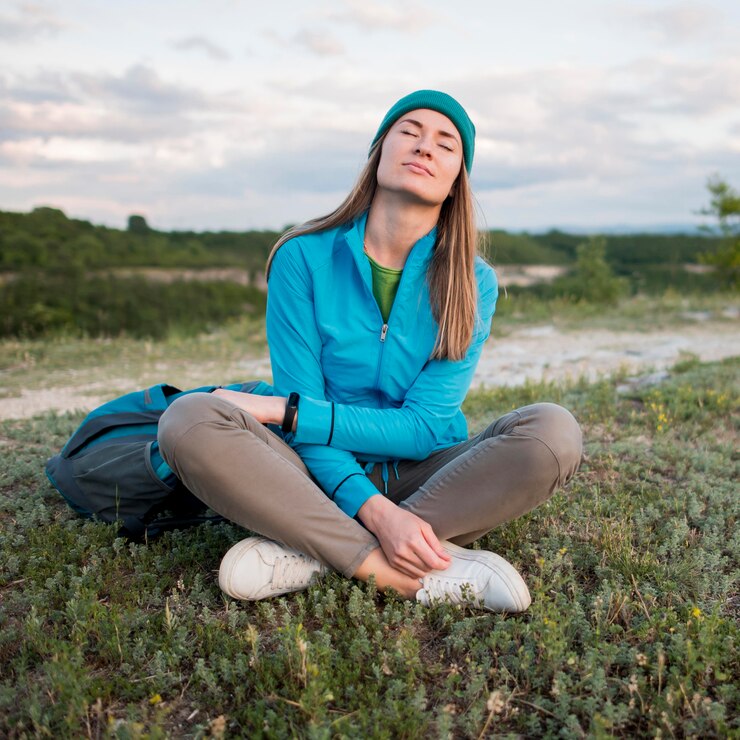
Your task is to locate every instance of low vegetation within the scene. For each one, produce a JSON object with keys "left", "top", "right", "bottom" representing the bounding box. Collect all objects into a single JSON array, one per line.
[{"left": 1, "top": 348, "right": 737, "bottom": 737}]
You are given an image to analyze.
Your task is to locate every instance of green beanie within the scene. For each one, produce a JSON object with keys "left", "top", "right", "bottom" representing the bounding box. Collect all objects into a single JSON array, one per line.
[{"left": 370, "top": 89, "right": 476, "bottom": 172}]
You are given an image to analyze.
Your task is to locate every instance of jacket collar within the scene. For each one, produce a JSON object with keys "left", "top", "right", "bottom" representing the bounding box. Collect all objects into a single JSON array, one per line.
[{"left": 344, "top": 211, "right": 437, "bottom": 289}]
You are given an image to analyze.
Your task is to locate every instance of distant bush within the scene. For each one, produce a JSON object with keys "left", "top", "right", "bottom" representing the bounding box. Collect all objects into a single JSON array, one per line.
[
  {"left": 528, "top": 237, "right": 626, "bottom": 305},
  {"left": 698, "top": 175, "right": 739, "bottom": 290},
  {"left": 614, "top": 264, "right": 718, "bottom": 294},
  {"left": 0, "top": 273, "right": 266, "bottom": 339},
  {"left": 602, "top": 233, "right": 716, "bottom": 266},
  {"left": 484, "top": 231, "right": 570, "bottom": 265},
  {"left": 127, "top": 214, "right": 150, "bottom": 234}
]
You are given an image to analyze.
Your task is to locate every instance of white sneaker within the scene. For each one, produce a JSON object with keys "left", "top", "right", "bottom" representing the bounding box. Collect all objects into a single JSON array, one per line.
[
  {"left": 416, "top": 541, "right": 531, "bottom": 613},
  {"left": 218, "top": 536, "right": 327, "bottom": 600}
]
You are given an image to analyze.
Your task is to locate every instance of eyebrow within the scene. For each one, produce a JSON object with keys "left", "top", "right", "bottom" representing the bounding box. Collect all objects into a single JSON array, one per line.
[{"left": 398, "top": 118, "right": 460, "bottom": 145}]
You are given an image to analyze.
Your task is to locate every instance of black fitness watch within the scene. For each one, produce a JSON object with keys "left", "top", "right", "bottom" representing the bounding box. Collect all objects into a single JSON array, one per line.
[{"left": 282, "top": 392, "right": 300, "bottom": 433}]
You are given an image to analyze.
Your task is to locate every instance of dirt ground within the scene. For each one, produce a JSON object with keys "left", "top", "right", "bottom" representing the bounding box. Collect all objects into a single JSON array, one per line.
[
  {"left": 474, "top": 321, "right": 740, "bottom": 387},
  {"left": 2, "top": 320, "right": 738, "bottom": 421}
]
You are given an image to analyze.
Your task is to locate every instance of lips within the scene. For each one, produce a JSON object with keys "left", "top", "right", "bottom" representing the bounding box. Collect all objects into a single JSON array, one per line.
[{"left": 403, "top": 161, "right": 433, "bottom": 176}]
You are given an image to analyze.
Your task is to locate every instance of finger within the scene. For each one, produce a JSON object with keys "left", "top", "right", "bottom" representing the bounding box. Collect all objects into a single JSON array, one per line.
[
  {"left": 421, "top": 524, "right": 451, "bottom": 560},
  {"left": 393, "top": 553, "right": 428, "bottom": 580},
  {"left": 394, "top": 561, "right": 426, "bottom": 580},
  {"left": 418, "top": 528, "right": 451, "bottom": 570},
  {"left": 377, "top": 541, "right": 425, "bottom": 579}
]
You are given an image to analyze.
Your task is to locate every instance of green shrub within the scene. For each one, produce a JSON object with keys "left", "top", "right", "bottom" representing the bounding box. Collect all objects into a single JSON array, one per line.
[{"left": 0, "top": 273, "right": 266, "bottom": 339}]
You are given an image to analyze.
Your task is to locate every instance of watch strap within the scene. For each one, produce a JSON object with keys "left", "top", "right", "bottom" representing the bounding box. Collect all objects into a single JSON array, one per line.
[{"left": 282, "top": 392, "right": 300, "bottom": 433}]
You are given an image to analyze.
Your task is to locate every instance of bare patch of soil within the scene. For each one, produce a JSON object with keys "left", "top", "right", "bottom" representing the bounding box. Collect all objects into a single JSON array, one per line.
[{"left": 474, "top": 321, "right": 740, "bottom": 387}]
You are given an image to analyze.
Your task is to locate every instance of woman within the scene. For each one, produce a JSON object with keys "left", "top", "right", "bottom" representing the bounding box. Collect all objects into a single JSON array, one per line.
[{"left": 158, "top": 90, "right": 582, "bottom": 612}]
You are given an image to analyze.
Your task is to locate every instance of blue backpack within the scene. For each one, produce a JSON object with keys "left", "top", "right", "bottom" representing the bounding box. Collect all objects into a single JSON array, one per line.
[{"left": 45, "top": 380, "right": 273, "bottom": 539}]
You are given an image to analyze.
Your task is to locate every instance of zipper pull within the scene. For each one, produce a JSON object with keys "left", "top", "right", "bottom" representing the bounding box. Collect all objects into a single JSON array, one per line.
[{"left": 380, "top": 324, "right": 388, "bottom": 342}]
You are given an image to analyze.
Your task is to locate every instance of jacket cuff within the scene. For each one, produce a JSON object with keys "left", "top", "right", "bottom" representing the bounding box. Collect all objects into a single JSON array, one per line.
[
  {"left": 293, "top": 396, "right": 334, "bottom": 444},
  {"left": 332, "top": 475, "right": 381, "bottom": 519}
]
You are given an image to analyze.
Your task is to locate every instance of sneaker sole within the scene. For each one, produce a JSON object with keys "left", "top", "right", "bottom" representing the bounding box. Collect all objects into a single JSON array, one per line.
[
  {"left": 440, "top": 540, "right": 532, "bottom": 612},
  {"left": 218, "top": 536, "right": 270, "bottom": 600}
]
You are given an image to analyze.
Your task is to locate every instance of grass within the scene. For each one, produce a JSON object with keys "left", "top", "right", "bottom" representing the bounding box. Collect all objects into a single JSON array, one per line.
[
  {"left": 0, "top": 320, "right": 738, "bottom": 737},
  {"left": 492, "top": 288, "right": 738, "bottom": 334}
]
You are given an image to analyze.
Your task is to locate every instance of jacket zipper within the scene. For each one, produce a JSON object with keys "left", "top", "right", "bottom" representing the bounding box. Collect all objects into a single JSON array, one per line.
[
  {"left": 358, "top": 261, "right": 390, "bottom": 394},
  {"left": 357, "top": 240, "right": 408, "bottom": 397},
  {"left": 373, "top": 323, "right": 388, "bottom": 393}
]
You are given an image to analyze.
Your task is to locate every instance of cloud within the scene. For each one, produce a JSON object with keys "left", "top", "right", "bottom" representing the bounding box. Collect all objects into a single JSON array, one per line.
[
  {"left": 0, "top": 63, "right": 249, "bottom": 162},
  {"left": 327, "top": 0, "right": 439, "bottom": 32},
  {"left": 453, "top": 54, "right": 740, "bottom": 141},
  {"left": 0, "top": 1, "right": 65, "bottom": 41},
  {"left": 71, "top": 64, "right": 213, "bottom": 115},
  {"left": 617, "top": 2, "right": 720, "bottom": 43},
  {"left": 171, "top": 35, "right": 231, "bottom": 61},
  {"left": 1, "top": 64, "right": 214, "bottom": 117},
  {"left": 0, "top": 99, "right": 198, "bottom": 146},
  {"left": 292, "top": 29, "right": 345, "bottom": 57},
  {"left": 0, "top": 69, "right": 77, "bottom": 105},
  {"left": 650, "top": 60, "right": 736, "bottom": 117},
  {"left": 262, "top": 26, "right": 345, "bottom": 57}
]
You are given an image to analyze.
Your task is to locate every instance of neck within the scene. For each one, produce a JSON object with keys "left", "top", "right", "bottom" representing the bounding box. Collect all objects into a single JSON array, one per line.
[{"left": 364, "top": 192, "right": 440, "bottom": 269}]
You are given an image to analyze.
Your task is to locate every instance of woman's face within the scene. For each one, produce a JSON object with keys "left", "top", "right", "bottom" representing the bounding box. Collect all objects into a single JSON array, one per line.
[{"left": 375, "top": 108, "right": 464, "bottom": 207}]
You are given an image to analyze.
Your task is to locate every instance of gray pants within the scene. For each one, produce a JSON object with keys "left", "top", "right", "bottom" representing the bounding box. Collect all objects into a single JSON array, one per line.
[{"left": 158, "top": 395, "right": 583, "bottom": 577}]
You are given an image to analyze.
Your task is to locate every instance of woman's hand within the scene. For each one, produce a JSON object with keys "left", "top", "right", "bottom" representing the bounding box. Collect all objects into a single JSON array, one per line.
[
  {"left": 212, "top": 389, "right": 295, "bottom": 429},
  {"left": 357, "top": 495, "right": 450, "bottom": 579}
]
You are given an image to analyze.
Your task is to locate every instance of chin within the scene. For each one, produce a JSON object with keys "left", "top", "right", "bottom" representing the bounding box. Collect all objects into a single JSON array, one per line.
[{"left": 381, "top": 180, "right": 446, "bottom": 207}]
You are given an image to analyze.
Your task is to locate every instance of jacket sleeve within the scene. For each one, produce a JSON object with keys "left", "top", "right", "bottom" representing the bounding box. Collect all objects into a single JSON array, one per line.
[
  {"left": 292, "top": 266, "right": 498, "bottom": 460},
  {"left": 266, "top": 239, "right": 380, "bottom": 518}
]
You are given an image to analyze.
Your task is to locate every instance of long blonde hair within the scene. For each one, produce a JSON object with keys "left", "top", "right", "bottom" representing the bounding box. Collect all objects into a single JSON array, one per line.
[{"left": 266, "top": 136, "right": 482, "bottom": 360}]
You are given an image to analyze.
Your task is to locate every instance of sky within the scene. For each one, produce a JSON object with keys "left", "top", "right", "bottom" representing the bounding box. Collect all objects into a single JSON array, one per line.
[{"left": 1, "top": 0, "right": 739, "bottom": 233}]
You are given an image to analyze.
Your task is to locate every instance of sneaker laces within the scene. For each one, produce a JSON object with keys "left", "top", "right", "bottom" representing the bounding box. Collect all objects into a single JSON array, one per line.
[
  {"left": 421, "top": 574, "right": 484, "bottom": 606},
  {"left": 272, "top": 552, "right": 321, "bottom": 590}
]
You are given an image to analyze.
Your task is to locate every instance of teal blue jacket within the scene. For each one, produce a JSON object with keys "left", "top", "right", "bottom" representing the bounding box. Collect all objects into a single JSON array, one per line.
[{"left": 266, "top": 212, "right": 498, "bottom": 518}]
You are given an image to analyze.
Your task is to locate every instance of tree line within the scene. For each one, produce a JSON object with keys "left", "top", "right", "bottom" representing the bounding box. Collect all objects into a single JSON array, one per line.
[{"left": 0, "top": 206, "right": 724, "bottom": 274}]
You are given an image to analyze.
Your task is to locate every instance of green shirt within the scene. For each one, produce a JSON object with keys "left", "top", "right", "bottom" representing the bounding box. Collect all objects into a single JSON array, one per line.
[{"left": 365, "top": 252, "right": 403, "bottom": 323}]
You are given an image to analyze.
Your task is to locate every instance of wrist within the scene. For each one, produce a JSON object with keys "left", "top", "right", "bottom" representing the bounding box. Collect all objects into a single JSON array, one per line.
[
  {"left": 357, "top": 493, "right": 391, "bottom": 531},
  {"left": 274, "top": 397, "right": 287, "bottom": 425}
]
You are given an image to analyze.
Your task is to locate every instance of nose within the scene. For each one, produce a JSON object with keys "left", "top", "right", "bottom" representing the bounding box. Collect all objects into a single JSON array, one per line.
[{"left": 414, "top": 136, "right": 432, "bottom": 158}]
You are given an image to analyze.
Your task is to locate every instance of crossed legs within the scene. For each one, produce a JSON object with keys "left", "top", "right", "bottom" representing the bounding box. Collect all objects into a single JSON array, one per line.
[{"left": 158, "top": 394, "right": 582, "bottom": 595}]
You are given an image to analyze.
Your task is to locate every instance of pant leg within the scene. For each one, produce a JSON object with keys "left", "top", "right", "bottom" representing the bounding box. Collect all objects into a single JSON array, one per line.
[
  {"left": 157, "top": 393, "right": 379, "bottom": 577},
  {"left": 389, "top": 403, "right": 582, "bottom": 545}
]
